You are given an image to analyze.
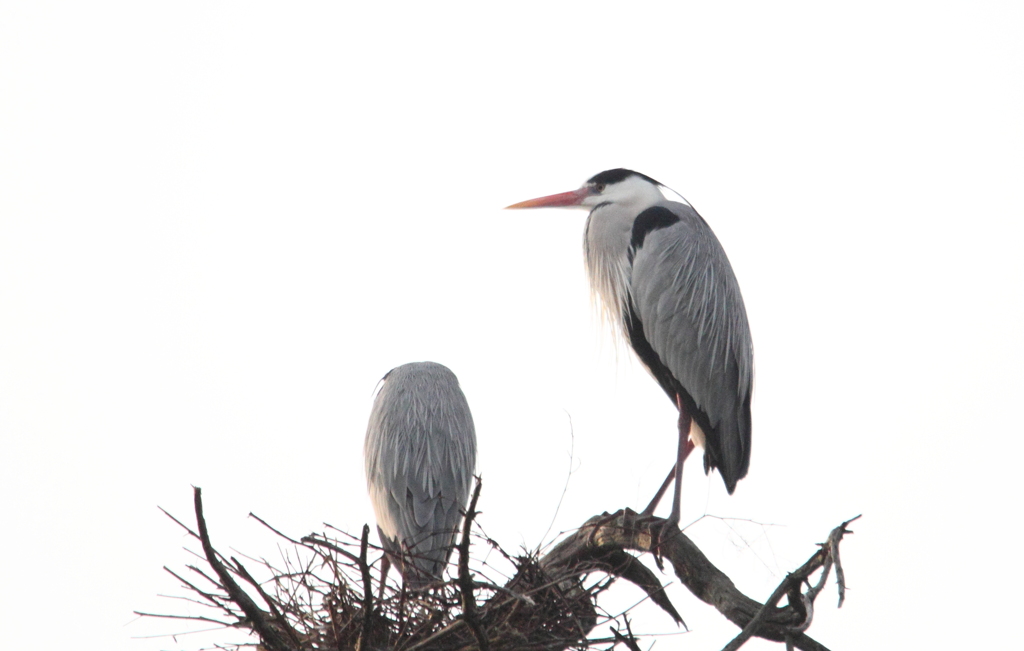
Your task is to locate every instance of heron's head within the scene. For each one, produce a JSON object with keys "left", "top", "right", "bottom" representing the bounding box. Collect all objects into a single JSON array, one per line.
[{"left": 505, "top": 168, "right": 666, "bottom": 213}]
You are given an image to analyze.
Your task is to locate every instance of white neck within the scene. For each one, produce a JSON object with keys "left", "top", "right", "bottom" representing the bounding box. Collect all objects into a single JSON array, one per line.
[{"left": 582, "top": 202, "right": 636, "bottom": 338}]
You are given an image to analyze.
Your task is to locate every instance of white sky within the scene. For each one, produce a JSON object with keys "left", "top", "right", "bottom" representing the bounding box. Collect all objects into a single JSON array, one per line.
[{"left": 1, "top": 2, "right": 1022, "bottom": 649}]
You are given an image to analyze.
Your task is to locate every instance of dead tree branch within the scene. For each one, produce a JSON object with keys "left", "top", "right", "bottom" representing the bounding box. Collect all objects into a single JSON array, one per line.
[
  {"left": 542, "top": 509, "right": 858, "bottom": 651},
  {"left": 720, "top": 515, "right": 859, "bottom": 651},
  {"left": 457, "top": 478, "right": 490, "bottom": 651},
  {"left": 356, "top": 524, "right": 374, "bottom": 651},
  {"left": 191, "top": 486, "right": 300, "bottom": 651}
]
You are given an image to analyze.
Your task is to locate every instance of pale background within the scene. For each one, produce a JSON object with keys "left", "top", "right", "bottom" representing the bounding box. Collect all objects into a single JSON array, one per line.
[{"left": 1, "top": 2, "right": 1021, "bottom": 649}]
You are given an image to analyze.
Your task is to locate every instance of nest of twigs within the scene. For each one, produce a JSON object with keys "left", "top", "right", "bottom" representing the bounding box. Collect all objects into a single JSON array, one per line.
[
  {"left": 141, "top": 480, "right": 857, "bottom": 651},
  {"left": 279, "top": 534, "right": 607, "bottom": 651},
  {"left": 146, "top": 482, "right": 649, "bottom": 651}
]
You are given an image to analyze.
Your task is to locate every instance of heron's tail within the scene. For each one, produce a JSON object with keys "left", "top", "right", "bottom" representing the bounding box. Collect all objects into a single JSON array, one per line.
[
  {"left": 707, "top": 392, "right": 752, "bottom": 494},
  {"left": 381, "top": 526, "right": 458, "bottom": 590}
]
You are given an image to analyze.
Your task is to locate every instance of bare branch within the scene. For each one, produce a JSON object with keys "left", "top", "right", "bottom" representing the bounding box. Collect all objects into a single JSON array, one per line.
[
  {"left": 719, "top": 516, "right": 860, "bottom": 651},
  {"left": 832, "top": 515, "right": 860, "bottom": 607},
  {"left": 132, "top": 611, "right": 236, "bottom": 627},
  {"left": 301, "top": 532, "right": 363, "bottom": 564},
  {"left": 541, "top": 508, "right": 854, "bottom": 651},
  {"left": 158, "top": 505, "right": 200, "bottom": 539},
  {"left": 162, "top": 566, "right": 232, "bottom": 615},
  {"left": 458, "top": 477, "right": 490, "bottom": 651},
  {"left": 192, "top": 486, "right": 298, "bottom": 651},
  {"left": 355, "top": 524, "right": 374, "bottom": 651}
]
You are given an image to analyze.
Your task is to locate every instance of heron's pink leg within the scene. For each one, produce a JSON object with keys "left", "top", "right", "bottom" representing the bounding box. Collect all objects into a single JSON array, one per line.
[
  {"left": 640, "top": 464, "right": 676, "bottom": 516},
  {"left": 378, "top": 553, "right": 391, "bottom": 600},
  {"left": 667, "top": 395, "right": 694, "bottom": 529},
  {"left": 640, "top": 393, "right": 695, "bottom": 522}
]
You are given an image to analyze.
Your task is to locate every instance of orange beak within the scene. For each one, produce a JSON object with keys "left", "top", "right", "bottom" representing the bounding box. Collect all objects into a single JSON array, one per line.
[{"left": 505, "top": 187, "right": 592, "bottom": 210}]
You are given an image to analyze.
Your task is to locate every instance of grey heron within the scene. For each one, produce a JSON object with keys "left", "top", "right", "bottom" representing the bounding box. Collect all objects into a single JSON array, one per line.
[
  {"left": 364, "top": 361, "right": 477, "bottom": 588},
  {"left": 507, "top": 169, "right": 753, "bottom": 528}
]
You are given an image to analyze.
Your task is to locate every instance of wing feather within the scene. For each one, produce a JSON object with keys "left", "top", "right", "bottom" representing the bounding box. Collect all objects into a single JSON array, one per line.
[{"left": 628, "top": 203, "right": 753, "bottom": 491}]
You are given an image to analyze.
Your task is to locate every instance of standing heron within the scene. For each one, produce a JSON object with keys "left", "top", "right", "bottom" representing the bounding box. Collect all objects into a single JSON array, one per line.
[
  {"left": 507, "top": 169, "right": 753, "bottom": 528},
  {"left": 364, "top": 361, "right": 477, "bottom": 588}
]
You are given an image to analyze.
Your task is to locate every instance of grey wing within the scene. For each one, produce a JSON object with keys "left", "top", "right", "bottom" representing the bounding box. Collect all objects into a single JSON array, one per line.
[
  {"left": 628, "top": 203, "right": 753, "bottom": 492},
  {"left": 364, "top": 362, "right": 477, "bottom": 585}
]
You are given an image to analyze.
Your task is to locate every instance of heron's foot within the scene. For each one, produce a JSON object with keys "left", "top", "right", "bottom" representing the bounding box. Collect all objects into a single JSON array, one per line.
[
  {"left": 579, "top": 509, "right": 636, "bottom": 550},
  {"left": 591, "top": 509, "right": 682, "bottom": 571},
  {"left": 635, "top": 510, "right": 683, "bottom": 571},
  {"left": 592, "top": 508, "right": 652, "bottom": 539}
]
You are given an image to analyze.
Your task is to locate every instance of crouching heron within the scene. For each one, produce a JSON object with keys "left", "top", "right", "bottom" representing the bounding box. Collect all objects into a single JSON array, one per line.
[{"left": 364, "top": 361, "right": 477, "bottom": 588}]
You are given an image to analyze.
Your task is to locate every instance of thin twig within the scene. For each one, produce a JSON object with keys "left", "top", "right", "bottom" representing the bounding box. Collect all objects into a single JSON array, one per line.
[
  {"left": 610, "top": 626, "right": 642, "bottom": 651},
  {"left": 832, "top": 515, "right": 860, "bottom": 607},
  {"left": 540, "top": 413, "right": 577, "bottom": 547},
  {"left": 192, "top": 486, "right": 297, "bottom": 651},
  {"left": 185, "top": 563, "right": 228, "bottom": 591},
  {"left": 473, "top": 580, "right": 537, "bottom": 607},
  {"left": 302, "top": 533, "right": 362, "bottom": 564},
  {"left": 230, "top": 555, "right": 303, "bottom": 649},
  {"left": 355, "top": 524, "right": 374, "bottom": 651},
  {"left": 132, "top": 611, "right": 236, "bottom": 627},
  {"left": 609, "top": 615, "right": 643, "bottom": 651},
  {"left": 403, "top": 618, "right": 466, "bottom": 651},
  {"left": 158, "top": 505, "right": 200, "bottom": 539},
  {"left": 458, "top": 477, "right": 490, "bottom": 651},
  {"left": 162, "top": 566, "right": 232, "bottom": 614},
  {"left": 249, "top": 512, "right": 307, "bottom": 546}
]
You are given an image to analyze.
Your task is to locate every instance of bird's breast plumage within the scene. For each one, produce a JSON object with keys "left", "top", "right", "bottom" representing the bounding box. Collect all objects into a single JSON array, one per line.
[{"left": 583, "top": 203, "right": 635, "bottom": 339}]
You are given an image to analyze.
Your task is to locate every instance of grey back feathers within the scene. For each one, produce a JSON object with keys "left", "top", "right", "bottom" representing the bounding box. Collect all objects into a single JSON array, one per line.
[
  {"left": 626, "top": 202, "right": 752, "bottom": 490},
  {"left": 364, "top": 361, "right": 477, "bottom": 588},
  {"left": 583, "top": 170, "right": 753, "bottom": 492}
]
